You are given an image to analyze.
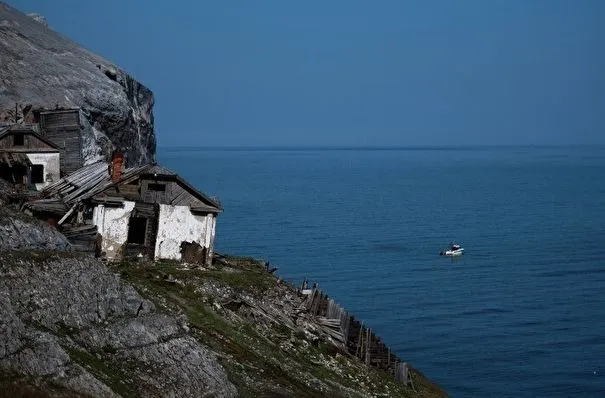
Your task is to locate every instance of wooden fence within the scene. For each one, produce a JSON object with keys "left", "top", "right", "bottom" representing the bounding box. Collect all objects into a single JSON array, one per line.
[{"left": 302, "top": 284, "right": 414, "bottom": 388}]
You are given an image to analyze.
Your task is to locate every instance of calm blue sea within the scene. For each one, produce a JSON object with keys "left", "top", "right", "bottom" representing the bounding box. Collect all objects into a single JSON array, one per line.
[{"left": 159, "top": 146, "right": 605, "bottom": 397}]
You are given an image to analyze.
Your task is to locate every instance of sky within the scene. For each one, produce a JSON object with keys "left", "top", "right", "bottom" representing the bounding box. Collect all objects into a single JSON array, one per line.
[{"left": 10, "top": 0, "right": 605, "bottom": 147}]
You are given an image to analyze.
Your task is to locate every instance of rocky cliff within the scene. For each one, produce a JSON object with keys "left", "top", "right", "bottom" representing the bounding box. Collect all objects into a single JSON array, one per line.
[
  {"left": 0, "top": 1, "right": 155, "bottom": 166},
  {"left": 0, "top": 205, "right": 446, "bottom": 397},
  {"left": 0, "top": 252, "right": 236, "bottom": 398}
]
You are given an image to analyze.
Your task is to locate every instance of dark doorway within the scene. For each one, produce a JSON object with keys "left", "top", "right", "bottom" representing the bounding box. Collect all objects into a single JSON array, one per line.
[
  {"left": 127, "top": 217, "right": 147, "bottom": 244},
  {"left": 30, "top": 164, "right": 44, "bottom": 184}
]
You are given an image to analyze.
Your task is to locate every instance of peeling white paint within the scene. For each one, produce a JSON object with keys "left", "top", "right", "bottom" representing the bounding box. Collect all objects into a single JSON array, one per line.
[
  {"left": 154, "top": 204, "right": 215, "bottom": 263},
  {"left": 90, "top": 201, "right": 217, "bottom": 264},
  {"left": 92, "top": 201, "right": 135, "bottom": 261},
  {"left": 25, "top": 152, "right": 60, "bottom": 190},
  {"left": 209, "top": 215, "right": 216, "bottom": 259}
]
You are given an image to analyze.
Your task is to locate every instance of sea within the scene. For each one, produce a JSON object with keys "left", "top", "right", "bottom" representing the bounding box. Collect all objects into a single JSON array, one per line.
[{"left": 159, "top": 146, "right": 605, "bottom": 397}]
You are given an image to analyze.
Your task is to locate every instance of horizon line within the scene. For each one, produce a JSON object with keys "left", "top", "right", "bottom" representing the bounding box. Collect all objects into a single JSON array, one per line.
[{"left": 158, "top": 143, "right": 604, "bottom": 151}]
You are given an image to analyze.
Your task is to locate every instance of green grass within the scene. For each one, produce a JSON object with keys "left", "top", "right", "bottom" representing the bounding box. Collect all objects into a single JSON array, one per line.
[
  {"left": 204, "top": 269, "right": 276, "bottom": 292},
  {"left": 0, "top": 373, "right": 82, "bottom": 398},
  {"left": 112, "top": 257, "right": 446, "bottom": 397},
  {"left": 63, "top": 346, "right": 138, "bottom": 398},
  {"left": 115, "top": 260, "right": 324, "bottom": 395}
]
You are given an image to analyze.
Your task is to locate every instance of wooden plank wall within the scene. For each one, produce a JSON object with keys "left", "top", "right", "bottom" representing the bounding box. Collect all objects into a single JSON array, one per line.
[
  {"left": 44, "top": 127, "right": 82, "bottom": 174},
  {"left": 96, "top": 175, "right": 213, "bottom": 211},
  {"left": 39, "top": 111, "right": 82, "bottom": 174},
  {"left": 101, "top": 178, "right": 206, "bottom": 207},
  {"left": 0, "top": 133, "right": 56, "bottom": 150},
  {"left": 0, "top": 135, "right": 12, "bottom": 149},
  {"left": 39, "top": 111, "right": 80, "bottom": 130},
  {"left": 140, "top": 179, "right": 170, "bottom": 204},
  {"left": 140, "top": 179, "right": 204, "bottom": 207},
  {"left": 61, "top": 224, "right": 98, "bottom": 252},
  {"left": 304, "top": 286, "right": 411, "bottom": 386}
]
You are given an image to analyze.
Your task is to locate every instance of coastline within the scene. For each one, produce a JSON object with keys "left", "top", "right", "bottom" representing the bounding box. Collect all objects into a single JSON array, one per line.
[{"left": 0, "top": 196, "right": 446, "bottom": 397}]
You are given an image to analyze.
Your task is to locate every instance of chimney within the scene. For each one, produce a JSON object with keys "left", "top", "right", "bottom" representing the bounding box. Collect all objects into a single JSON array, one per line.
[{"left": 111, "top": 150, "right": 124, "bottom": 182}]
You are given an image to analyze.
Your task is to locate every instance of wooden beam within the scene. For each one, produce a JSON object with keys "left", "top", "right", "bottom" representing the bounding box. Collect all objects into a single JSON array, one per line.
[
  {"left": 3, "top": 152, "right": 12, "bottom": 167},
  {"left": 58, "top": 202, "right": 78, "bottom": 225}
]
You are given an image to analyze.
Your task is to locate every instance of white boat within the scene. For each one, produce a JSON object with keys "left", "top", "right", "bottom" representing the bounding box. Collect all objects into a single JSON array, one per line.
[{"left": 440, "top": 244, "right": 464, "bottom": 256}]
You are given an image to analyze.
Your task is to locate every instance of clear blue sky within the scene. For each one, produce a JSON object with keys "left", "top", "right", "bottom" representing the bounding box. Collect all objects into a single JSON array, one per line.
[{"left": 10, "top": 0, "right": 605, "bottom": 147}]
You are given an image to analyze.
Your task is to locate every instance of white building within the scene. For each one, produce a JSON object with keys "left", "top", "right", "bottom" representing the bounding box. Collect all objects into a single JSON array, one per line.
[
  {"left": 0, "top": 125, "right": 60, "bottom": 190},
  {"left": 27, "top": 157, "right": 222, "bottom": 265}
]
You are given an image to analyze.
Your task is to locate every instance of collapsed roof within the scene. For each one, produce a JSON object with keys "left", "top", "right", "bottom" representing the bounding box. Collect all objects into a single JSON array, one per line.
[{"left": 26, "top": 161, "right": 222, "bottom": 217}]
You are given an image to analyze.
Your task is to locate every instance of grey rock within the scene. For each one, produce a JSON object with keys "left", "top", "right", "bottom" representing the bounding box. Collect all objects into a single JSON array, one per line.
[
  {"left": 121, "top": 337, "right": 236, "bottom": 397},
  {"left": 26, "top": 13, "right": 48, "bottom": 27},
  {"left": 54, "top": 365, "right": 120, "bottom": 398},
  {"left": 78, "top": 315, "right": 180, "bottom": 351},
  {"left": 0, "top": 290, "right": 27, "bottom": 359},
  {"left": 0, "top": 2, "right": 155, "bottom": 166},
  {"left": 6, "top": 257, "right": 146, "bottom": 329},
  {"left": 0, "top": 206, "right": 71, "bottom": 251},
  {"left": 0, "top": 251, "right": 237, "bottom": 397},
  {"left": 0, "top": 291, "right": 115, "bottom": 396},
  {"left": 2, "top": 330, "right": 70, "bottom": 376}
]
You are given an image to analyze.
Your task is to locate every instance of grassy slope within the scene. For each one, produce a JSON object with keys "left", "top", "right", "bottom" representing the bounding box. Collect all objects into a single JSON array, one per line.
[
  {"left": 115, "top": 256, "right": 447, "bottom": 398},
  {"left": 0, "top": 243, "right": 447, "bottom": 397}
]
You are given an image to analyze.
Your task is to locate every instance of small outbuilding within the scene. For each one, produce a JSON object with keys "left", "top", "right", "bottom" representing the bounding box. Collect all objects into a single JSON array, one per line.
[{"left": 0, "top": 124, "right": 60, "bottom": 190}]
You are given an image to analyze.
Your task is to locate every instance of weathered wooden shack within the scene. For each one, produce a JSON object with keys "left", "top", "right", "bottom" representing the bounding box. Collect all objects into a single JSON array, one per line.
[
  {"left": 37, "top": 108, "right": 82, "bottom": 175},
  {"left": 26, "top": 154, "right": 222, "bottom": 265},
  {"left": 0, "top": 124, "right": 60, "bottom": 190}
]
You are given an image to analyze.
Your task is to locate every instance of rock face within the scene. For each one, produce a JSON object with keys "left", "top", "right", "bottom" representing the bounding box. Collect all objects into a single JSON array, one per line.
[
  {"left": 0, "top": 1, "right": 155, "bottom": 166},
  {"left": 0, "top": 252, "right": 237, "bottom": 397},
  {"left": 0, "top": 206, "right": 71, "bottom": 251},
  {"left": 0, "top": 206, "right": 236, "bottom": 396}
]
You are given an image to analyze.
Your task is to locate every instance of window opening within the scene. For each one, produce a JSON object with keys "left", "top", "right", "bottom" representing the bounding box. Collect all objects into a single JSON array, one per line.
[
  {"left": 13, "top": 134, "right": 24, "bottom": 146},
  {"left": 148, "top": 183, "right": 166, "bottom": 192}
]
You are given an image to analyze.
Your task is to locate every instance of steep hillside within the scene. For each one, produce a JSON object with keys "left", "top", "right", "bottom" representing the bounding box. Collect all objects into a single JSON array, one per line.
[
  {"left": 0, "top": 251, "right": 236, "bottom": 397},
  {"left": 0, "top": 207, "right": 446, "bottom": 397}
]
